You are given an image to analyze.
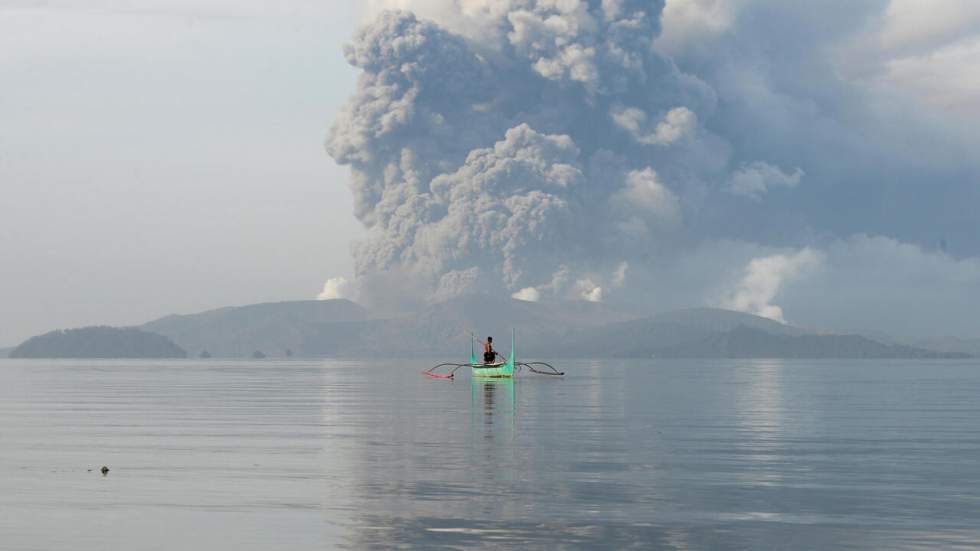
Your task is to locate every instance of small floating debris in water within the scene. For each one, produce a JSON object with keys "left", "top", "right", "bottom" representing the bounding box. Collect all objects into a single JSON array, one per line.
[{"left": 101, "top": 466, "right": 109, "bottom": 476}]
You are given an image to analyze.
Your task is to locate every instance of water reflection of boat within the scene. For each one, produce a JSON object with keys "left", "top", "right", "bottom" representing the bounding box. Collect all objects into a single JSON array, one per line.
[
  {"left": 471, "top": 376, "right": 516, "bottom": 440},
  {"left": 471, "top": 377, "right": 515, "bottom": 414}
]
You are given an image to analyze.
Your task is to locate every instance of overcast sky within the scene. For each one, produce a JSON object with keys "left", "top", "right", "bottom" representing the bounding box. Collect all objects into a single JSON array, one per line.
[
  {"left": 2, "top": 1, "right": 980, "bottom": 345},
  {"left": 1, "top": 2, "right": 373, "bottom": 345}
]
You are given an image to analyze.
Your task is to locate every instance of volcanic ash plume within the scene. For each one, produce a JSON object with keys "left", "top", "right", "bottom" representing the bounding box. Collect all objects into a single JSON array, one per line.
[
  {"left": 327, "top": 2, "right": 721, "bottom": 303},
  {"left": 316, "top": 0, "right": 980, "bottom": 335}
]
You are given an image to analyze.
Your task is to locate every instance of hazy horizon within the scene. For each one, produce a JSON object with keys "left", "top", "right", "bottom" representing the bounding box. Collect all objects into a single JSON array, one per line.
[
  {"left": 4, "top": 1, "right": 980, "bottom": 345},
  {"left": 1, "top": 3, "right": 379, "bottom": 344}
]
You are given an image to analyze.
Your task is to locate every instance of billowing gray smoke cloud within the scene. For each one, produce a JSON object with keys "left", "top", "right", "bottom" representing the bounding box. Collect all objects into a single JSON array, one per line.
[
  {"left": 327, "top": 1, "right": 980, "bottom": 335},
  {"left": 328, "top": 2, "right": 714, "bottom": 301}
]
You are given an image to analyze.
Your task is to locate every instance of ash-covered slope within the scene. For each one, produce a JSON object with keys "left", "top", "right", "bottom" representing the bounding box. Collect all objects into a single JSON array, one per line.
[
  {"left": 557, "top": 309, "right": 965, "bottom": 359},
  {"left": 142, "top": 299, "right": 367, "bottom": 358},
  {"left": 900, "top": 336, "right": 980, "bottom": 358},
  {"left": 633, "top": 325, "right": 960, "bottom": 359},
  {"left": 136, "top": 296, "right": 966, "bottom": 359},
  {"left": 299, "top": 295, "right": 639, "bottom": 358},
  {"left": 139, "top": 294, "right": 639, "bottom": 358},
  {"left": 651, "top": 308, "right": 808, "bottom": 336}
]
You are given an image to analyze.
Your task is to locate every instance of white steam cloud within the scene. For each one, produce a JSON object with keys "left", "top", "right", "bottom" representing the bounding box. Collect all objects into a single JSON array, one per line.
[
  {"left": 511, "top": 287, "right": 541, "bottom": 302},
  {"left": 576, "top": 278, "right": 604, "bottom": 303},
  {"left": 612, "top": 106, "right": 698, "bottom": 146},
  {"left": 728, "top": 162, "right": 804, "bottom": 200},
  {"left": 318, "top": 276, "right": 359, "bottom": 301},
  {"left": 723, "top": 249, "right": 824, "bottom": 323},
  {"left": 612, "top": 261, "right": 629, "bottom": 288}
]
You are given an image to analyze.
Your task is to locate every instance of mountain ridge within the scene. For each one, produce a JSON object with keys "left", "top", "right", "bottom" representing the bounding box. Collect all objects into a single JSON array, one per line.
[
  {"left": 5, "top": 295, "right": 971, "bottom": 359},
  {"left": 141, "top": 299, "right": 367, "bottom": 358},
  {"left": 141, "top": 296, "right": 967, "bottom": 359}
]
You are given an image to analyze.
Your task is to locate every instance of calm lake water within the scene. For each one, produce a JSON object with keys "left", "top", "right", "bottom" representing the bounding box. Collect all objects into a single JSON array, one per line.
[{"left": 1, "top": 359, "right": 979, "bottom": 550}]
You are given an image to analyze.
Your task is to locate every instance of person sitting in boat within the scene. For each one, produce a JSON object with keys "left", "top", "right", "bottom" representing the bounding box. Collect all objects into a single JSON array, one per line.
[{"left": 482, "top": 337, "right": 496, "bottom": 364}]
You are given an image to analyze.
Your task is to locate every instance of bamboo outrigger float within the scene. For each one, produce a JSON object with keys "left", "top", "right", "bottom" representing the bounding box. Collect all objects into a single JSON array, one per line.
[{"left": 423, "top": 329, "right": 564, "bottom": 379}]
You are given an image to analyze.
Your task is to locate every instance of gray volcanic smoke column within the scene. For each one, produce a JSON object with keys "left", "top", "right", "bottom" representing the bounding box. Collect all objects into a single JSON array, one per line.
[{"left": 326, "top": 2, "right": 715, "bottom": 303}]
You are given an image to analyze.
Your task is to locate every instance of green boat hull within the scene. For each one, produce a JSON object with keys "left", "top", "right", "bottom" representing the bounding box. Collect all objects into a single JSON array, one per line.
[
  {"left": 469, "top": 359, "right": 514, "bottom": 378},
  {"left": 469, "top": 331, "right": 515, "bottom": 378}
]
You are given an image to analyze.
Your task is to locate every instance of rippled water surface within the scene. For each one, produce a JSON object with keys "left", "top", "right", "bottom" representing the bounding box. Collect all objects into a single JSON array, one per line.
[{"left": 2, "top": 359, "right": 979, "bottom": 549}]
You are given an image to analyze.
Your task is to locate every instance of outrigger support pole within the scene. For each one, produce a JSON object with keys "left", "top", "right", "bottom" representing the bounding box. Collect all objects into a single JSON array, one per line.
[
  {"left": 470, "top": 333, "right": 478, "bottom": 366},
  {"left": 422, "top": 362, "right": 469, "bottom": 379},
  {"left": 511, "top": 328, "right": 516, "bottom": 366},
  {"left": 518, "top": 362, "right": 564, "bottom": 376}
]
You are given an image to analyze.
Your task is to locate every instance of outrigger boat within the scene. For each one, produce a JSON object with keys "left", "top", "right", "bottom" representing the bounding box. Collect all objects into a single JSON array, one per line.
[{"left": 423, "top": 329, "right": 564, "bottom": 379}]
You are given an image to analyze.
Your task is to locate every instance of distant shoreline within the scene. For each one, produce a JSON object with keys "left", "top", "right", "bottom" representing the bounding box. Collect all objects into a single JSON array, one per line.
[{"left": 7, "top": 297, "right": 977, "bottom": 361}]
